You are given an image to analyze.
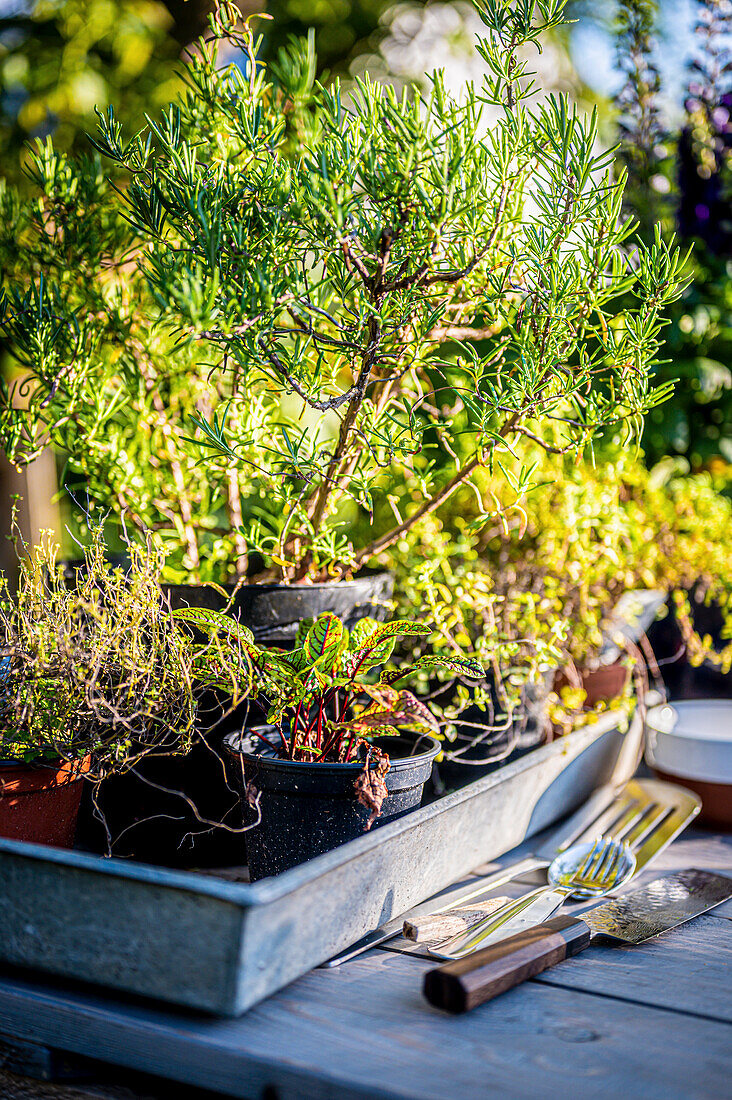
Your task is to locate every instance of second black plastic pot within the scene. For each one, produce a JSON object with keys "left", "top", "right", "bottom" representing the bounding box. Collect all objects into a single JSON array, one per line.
[
  {"left": 224, "top": 730, "right": 440, "bottom": 880},
  {"left": 165, "top": 571, "right": 393, "bottom": 646},
  {"left": 433, "top": 669, "right": 554, "bottom": 792}
]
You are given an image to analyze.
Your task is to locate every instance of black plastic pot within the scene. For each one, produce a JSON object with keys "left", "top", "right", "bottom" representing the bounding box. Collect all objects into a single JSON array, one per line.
[
  {"left": 75, "top": 734, "right": 246, "bottom": 867},
  {"left": 432, "top": 669, "right": 554, "bottom": 793},
  {"left": 164, "top": 571, "right": 393, "bottom": 645},
  {"left": 224, "top": 730, "right": 440, "bottom": 880},
  {"left": 645, "top": 593, "right": 732, "bottom": 701}
]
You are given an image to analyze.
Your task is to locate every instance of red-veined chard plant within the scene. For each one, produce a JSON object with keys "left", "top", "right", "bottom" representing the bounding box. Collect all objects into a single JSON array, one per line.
[{"left": 172, "top": 607, "right": 483, "bottom": 822}]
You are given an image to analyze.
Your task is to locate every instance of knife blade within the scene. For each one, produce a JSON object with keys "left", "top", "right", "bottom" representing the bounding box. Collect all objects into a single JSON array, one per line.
[{"left": 423, "top": 868, "right": 732, "bottom": 1014}]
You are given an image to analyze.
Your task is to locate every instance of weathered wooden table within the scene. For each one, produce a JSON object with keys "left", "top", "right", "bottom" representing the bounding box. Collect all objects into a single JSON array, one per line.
[{"left": 0, "top": 827, "right": 729, "bottom": 1100}]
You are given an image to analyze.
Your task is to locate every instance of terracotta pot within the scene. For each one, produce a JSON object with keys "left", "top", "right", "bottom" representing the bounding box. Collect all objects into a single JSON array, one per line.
[
  {"left": 554, "top": 662, "right": 630, "bottom": 708},
  {"left": 0, "top": 756, "right": 90, "bottom": 848}
]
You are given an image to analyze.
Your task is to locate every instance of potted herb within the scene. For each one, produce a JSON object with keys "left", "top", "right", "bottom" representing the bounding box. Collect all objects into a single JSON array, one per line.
[
  {"left": 174, "top": 606, "right": 482, "bottom": 877},
  {"left": 387, "top": 432, "right": 732, "bottom": 781},
  {"left": 0, "top": 526, "right": 196, "bottom": 847},
  {"left": 0, "top": 0, "right": 687, "bottom": 644},
  {"left": 415, "top": 446, "right": 732, "bottom": 737}
]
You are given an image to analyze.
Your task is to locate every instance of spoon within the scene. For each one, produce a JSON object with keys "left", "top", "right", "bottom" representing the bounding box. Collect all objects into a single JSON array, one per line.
[{"left": 429, "top": 836, "right": 637, "bottom": 960}]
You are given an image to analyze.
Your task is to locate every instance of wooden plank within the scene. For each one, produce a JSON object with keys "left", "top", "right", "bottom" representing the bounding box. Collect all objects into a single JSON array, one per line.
[
  {"left": 386, "top": 906, "right": 732, "bottom": 1022},
  {"left": 0, "top": 951, "right": 729, "bottom": 1100},
  {"left": 0, "top": 1031, "right": 58, "bottom": 1081},
  {"left": 533, "top": 911, "right": 732, "bottom": 1022}
]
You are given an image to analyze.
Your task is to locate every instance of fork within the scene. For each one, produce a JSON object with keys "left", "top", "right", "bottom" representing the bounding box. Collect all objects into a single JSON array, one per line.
[
  {"left": 430, "top": 835, "right": 636, "bottom": 960},
  {"left": 417, "top": 806, "right": 668, "bottom": 960},
  {"left": 324, "top": 777, "right": 699, "bottom": 967}
]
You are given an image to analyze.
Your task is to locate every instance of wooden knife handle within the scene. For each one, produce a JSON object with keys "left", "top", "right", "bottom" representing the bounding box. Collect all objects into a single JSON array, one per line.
[{"left": 423, "top": 914, "right": 591, "bottom": 1014}]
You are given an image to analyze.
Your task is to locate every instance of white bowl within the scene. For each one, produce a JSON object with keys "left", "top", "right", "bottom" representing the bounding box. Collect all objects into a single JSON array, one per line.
[
  {"left": 645, "top": 700, "right": 732, "bottom": 784},
  {"left": 645, "top": 700, "right": 732, "bottom": 826}
]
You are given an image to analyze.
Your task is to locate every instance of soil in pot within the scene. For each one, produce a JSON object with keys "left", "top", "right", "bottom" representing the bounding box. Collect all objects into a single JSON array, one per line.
[
  {"left": 224, "top": 730, "right": 440, "bottom": 880},
  {"left": 0, "top": 756, "right": 90, "bottom": 848},
  {"left": 164, "top": 571, "right": 393, "bottom": 646}
]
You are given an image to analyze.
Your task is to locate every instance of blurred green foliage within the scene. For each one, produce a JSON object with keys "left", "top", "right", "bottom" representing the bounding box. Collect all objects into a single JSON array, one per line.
[
  {"left": 264, "top": 0, "right": 395, "bottom": 73},
  {"left": 643, "top": 253, "right": 732, "bottom": 466},
  {"left": 0, "top": 0, "right": 185, "bottom": 177},
  {"left": 613, "top": 0, "right": 732, "bottom": 469},
  {"left": 0, "top": 0, "right": 403, "bottom": 182}
]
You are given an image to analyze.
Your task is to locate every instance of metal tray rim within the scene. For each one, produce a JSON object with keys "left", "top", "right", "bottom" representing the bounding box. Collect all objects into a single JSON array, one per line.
[{"left": 0, "top": 710, "right": 626, "bottom": 908}]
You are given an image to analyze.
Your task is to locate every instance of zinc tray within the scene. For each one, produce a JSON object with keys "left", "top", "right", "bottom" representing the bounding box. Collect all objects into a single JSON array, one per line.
[{"left": 0, "top": 710, "right": 637, "bottom": 1016}]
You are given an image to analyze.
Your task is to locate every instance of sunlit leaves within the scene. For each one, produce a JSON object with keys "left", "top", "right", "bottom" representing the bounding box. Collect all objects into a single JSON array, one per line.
[{"left": 303, "top": 612, "right": 348, "bottom": 665}]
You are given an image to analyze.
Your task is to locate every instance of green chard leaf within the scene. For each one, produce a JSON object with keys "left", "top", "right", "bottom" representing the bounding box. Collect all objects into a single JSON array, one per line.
[{"left": 304, "top": 612, "right": 348, "bottom": 668}]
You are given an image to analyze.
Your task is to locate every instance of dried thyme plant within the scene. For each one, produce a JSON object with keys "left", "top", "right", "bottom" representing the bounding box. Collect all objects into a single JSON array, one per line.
[{"left": 0, "top": 524, "right": 197, "bottom": 772}]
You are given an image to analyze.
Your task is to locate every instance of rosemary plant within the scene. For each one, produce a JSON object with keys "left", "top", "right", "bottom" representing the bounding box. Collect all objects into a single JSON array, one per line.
[{"left": 0, "top": 0, "right": 688, "bottom": 584}]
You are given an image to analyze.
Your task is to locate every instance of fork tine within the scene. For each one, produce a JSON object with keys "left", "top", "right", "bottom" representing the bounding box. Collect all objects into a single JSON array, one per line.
[
  {"left": 578, "top": 837, "right": 604, "bottom": 878},
  {"left": 590, "top": 836, "right": 614, "bottom": 879},
  {"left": 602, "top": 845, "right": 623, "bottom": 887},
  {"left": 573, "top": 837, "right": 609, "bottom": 889},
  {"left": 594, "top": 838, "right": 617, "bottom": 882},
  {"left": 573, "top": 837, "right": 627, "bottom": 893},
  {"left": 607, "top": 849, "right": 625, "bottom": 888}
]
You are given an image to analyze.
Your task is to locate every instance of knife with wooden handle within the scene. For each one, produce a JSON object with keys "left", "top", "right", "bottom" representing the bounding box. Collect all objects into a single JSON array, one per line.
[{"left": 424, "top": 868, "right": 732, "bottom": 1014}]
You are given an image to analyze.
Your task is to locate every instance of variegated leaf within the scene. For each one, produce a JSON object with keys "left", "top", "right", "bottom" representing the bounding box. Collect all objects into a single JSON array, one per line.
[
  {"left": 378, "top": 668, "right": 404, "bottom": 685},
  {"left": 304, "top": 612, "right": 347, "bottom": 668},
  {"left": 410, "top": 654, "right": 484, "bottom": 680},
  {"left": 351, "top": 620, "right": 431, "bottom": 668},
  {"left": 172, "top": 608, "right": 262, "bottom": 673},
  {"left": 172, "top": 607, "right": 255, "bottom": 644},
  {"left": 360, "top": 684, "right": 400, "bottom": 707},
  {"left": 283, "top": 646, "right": 310, "bottom": 672},
  {"left": 295, "top": 617, "right": 315, "bottom": 647},
  {"left": 354, "top": 689, "right": 439, "bottom": 734},
  {"left": 348, "top": 617, "right": 380, "bottom": 650},
  {"left": 190, "top": 654, "right": 255, "bottom": 698},
  {"left": 351, "top": 723, "right": 399, "bottom": 738}
]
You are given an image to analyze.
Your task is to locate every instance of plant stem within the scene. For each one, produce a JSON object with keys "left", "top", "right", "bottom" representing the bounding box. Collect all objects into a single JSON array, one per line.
[
  {"left": 226, "top": 467, "right": 248, "bottom": 578},
  {"left": 352, "top": 411, "right": 520, "bottom": 565},
  {"left": 305, "top": 315, "right": 382, "bottom": 545}
]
